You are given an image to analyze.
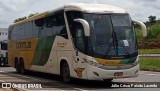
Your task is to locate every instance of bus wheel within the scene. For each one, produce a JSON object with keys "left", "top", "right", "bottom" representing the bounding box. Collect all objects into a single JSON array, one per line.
[
  {"left": 15, "top": 61, "right": 20, "bottom": 73},
  {"left": 103, "top": 79, "right": 113, "bottom": 83},
  {"left": 20, "top": 60, "right": 25, "bottom": 74},
  {"left": 62, "top": 62, "right": 71, "bottom": 83}
]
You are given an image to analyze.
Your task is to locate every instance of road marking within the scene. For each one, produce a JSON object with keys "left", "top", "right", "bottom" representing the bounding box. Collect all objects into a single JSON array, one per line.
[
  {"left": 8, "top": 73, "right": 88, "bottom": 91},
  {"left": 0, "top": 71, "right": 4, "bottom": 73},
  {"left": 140, "top": 73, "right": 160, "bottom": 77},
  {"left": 115, "top": 79, "right": 142, "bottom": 82},
  {"left": 9, "top": 73, "right": 50, "bottom": 82}
]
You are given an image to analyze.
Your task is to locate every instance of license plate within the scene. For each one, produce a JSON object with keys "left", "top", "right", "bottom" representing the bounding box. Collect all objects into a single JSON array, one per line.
[{"left": 114, "top": 72, "right": 123, "bottom": 76}]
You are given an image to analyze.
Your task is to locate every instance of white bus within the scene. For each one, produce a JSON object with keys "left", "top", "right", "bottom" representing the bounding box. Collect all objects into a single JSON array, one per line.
[
  {"left": 0, "top": 41, "right": 8, "bottom": 66},
  {"left": 8, "top": 3, "right": 147, "bottom": 82},
  {"left": 0, "top": 28, "right": 8, "bottom": 66}
]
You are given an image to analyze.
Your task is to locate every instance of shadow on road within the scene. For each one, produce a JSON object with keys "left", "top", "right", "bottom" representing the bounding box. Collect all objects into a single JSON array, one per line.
[
  {"left": 1, "top": 69, "right": 126, "bottom": 90},
  {"left": 21, "top": 71, "right": 123, "bottom": 89}
]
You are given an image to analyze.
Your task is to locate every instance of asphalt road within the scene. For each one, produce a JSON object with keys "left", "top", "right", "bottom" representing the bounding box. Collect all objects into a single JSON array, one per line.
[{"left": 0, "top": 66, "right": 160, "bottom": 91}]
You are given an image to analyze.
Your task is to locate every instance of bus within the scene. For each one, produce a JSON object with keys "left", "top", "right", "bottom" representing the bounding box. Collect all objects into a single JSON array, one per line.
[
  {"left": 0, "top": 41, "right": 8, "bottom": 66},
  {"left": 8, "top": 3, "right": 147, "bottom": 82},
  {"left": 0, "top": 28, "right": 8, "bottom": 66}
]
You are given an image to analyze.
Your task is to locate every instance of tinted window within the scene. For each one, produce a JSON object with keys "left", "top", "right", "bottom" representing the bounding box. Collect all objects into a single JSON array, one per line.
[
  {"left": 9, "top": 11, "right": 68, "bottom": 40},
  {"left": 44, "top": 13, "right": 68, "bottom": 38},
  {"left": 75, "top": 24, "right": 85, "bottom": 52},
  {"left": 66, "top": 11, "right": 82, "bottom": 38},
  {"left": 34, "top": 18, "right": 44, "bottom": 38},
  {"left": 8, "top": 26, "right": 13, "bottom": 40},
  {"left": 12, "top": 26, "right": 18, "bottom": 40},
  {"left": 33, "top": 20, "right": 40, "bottom": 38},
  {"left": 18, "top": 24, "right": 24, "bottom": 39},
  {"left": 24, "top": 22, "right": 33, "bottom": 38},
  {"left": 1, "top": 43, "right": 7, "bottom": 50}
]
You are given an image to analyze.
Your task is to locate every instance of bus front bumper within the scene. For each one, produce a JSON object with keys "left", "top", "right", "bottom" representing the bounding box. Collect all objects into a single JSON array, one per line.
[{"left": 87, "top": 64, "right": 139, "bottom": 80}]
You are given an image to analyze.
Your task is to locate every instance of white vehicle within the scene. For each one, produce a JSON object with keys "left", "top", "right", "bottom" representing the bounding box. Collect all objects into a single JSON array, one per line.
[
  {"left": 0, "top": 41, "right": 8, "bottom": 66},
  {"left": 0, "top": 28, "right": 8, "bottom": 66},
  {"left": 8, "top": 3, "right": 147, "bottom": 82}
]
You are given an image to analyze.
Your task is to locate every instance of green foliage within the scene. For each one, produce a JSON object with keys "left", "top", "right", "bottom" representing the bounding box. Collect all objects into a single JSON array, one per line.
[
  {"left": 140, "top": 57, "right": 160, "bottom": 71},
  {"left": 146, "top": 23, "right": 160, "bottom": 39},
  {"left": 14, "top": 16, "right": 27, "bottom": 23},
  {"left": 136, "top": 22, "right": 160, "bottom": 40},
  {"left": 136, "top": 21, "right": 160, "bottom": 49},
  {"left": 138, "top": 49, "right": 160, "bottom": 54},
  {"left": 148, "top": 15, "right": 156, "bottom": 23},
  {"left": 13, "top": 13, "right": 38, "bottom": 23},
  {"left": 28, "top": 13, "right": 38, "bottom": 18}
]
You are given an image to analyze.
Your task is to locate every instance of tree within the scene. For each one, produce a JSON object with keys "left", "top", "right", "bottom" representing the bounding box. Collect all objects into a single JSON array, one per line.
[
  {"left": 148, "top": 15, "right": 156, "bottom": 23},
  {"left": 28, "top": 13, "right": 38, "bottom": 18},
  {"left": 13, "top": 13, "right": 38, "bottom": 23},
  {"left": 14, "top": 17, "right": 27, "bottom": 23}
]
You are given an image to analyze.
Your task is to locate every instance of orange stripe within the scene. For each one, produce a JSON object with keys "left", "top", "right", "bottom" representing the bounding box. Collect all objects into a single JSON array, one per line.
[{"left": 94, "top": 58, "right": 121, "bottom": 66}]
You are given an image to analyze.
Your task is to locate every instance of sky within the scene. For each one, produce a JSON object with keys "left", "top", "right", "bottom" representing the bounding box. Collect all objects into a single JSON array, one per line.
[{"left": 0, "top": 0, "right": 160, "bottom": 28}]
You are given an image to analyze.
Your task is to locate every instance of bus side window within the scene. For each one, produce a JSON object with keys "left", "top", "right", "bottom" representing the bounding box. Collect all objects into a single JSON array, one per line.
[
  {"left": 32, "top": 20, "right": 39, "bottom": 38},
  {"left": 34, "top": 18, "right": 44, "bottom": 38},
  {"left": 75, "top": 23, "right": 85, "bottom": 52},
  {"left": 59, "top": 26, "right": 68, "bottom": 39},
  {"left": 24, "top": 22, "right": 33, "bottom": 39},
  {"left": 44, "top": 13, "right": 68, "bottom": 39},
  {"left": 1, "top": 44, "right": 7, "bottom": 50}
]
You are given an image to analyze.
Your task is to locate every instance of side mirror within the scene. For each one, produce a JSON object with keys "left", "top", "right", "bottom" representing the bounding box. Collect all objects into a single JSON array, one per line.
[
  {"left": 74, "top": 18, "right": 90, "bottom": 37},
  {"left": 133, "top": 20, "right": 147, "bottom": 37}
]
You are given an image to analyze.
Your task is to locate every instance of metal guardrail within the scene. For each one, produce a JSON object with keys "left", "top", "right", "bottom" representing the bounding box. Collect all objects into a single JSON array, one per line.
[{"left": 139, "top": 54, "right": 160, "bottom": 57}]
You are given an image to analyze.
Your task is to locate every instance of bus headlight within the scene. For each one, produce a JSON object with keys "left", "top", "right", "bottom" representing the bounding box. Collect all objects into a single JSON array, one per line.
[
  {"left": 132, "top": 56, "right": 139, "bottom": 66},
  {"left": 86, "top": 60, "right": 103, "bottom": 67}
]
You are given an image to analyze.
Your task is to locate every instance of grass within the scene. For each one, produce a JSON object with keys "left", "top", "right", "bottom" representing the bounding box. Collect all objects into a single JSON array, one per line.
[
  {"left": 138, "top": 49, "right": 160, "bottom": 54},
  {"left": 139, "top": 57, "right": 160, "bottom": 71}
]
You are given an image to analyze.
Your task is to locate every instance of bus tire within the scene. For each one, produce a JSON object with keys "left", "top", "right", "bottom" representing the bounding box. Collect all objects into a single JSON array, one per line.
[
  {"left": 15, "top": 60, "right": 20, "bottom": 73},
  {"left": 20, "top": 59, "right": 25, "bottom": 74},
  {"left": 61, "top": 62, "right": 71, "bottom": 83}
]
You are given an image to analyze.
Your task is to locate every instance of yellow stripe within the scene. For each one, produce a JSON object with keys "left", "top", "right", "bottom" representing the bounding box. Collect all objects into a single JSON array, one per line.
[
  {"left": 8, "top": 39, "right": 38, "bottom": 69},
  {"left": 94, "top": 58, "right": 121, "bottom": 66}
]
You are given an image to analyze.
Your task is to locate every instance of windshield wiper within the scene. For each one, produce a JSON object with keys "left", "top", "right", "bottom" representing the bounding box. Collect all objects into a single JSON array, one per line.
[
  {"left": 114, "top": 32, "right": 130, "bottom": 55},
  {"left": 103, "top": 31, "right": 116, "bottom": 58},
  {"left": 103, "top": 31, "right": 130, "bottom": 58},
  {"left": 113, "top": 32, "right": 119, "bottom": 55}
]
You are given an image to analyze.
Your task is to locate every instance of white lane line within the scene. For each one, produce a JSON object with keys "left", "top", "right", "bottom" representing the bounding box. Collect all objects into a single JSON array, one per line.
[
  {"left": 9, "top": 73, "right": 50, "bottom": 82},
  {"left": 115, "top": 79, "right": 142, "bottom": 82},
  {"left": 140, "top": 73, "right": 160, "bottom": 77},
  {"left": 0, "top": 71, "right": 4, "bottom": 72},
  {"left": 2, "top": 74, "right": 42, "bottom": 82},
  {"left": 9, "top": 73, "right": 88, "bottom": 91}
]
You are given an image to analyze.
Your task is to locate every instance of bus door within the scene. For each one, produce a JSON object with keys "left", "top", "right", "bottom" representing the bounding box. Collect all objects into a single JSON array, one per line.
[{"left": 73, "top": 23, "right": 87, "bottom": 78}]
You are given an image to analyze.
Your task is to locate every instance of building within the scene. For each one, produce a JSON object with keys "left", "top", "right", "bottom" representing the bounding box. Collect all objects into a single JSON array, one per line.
[{"left": 0, "top": 28, "right": 8, "bottom": 42}]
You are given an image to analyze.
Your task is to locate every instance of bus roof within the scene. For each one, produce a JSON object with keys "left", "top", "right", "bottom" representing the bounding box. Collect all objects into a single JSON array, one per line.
[
  {"left": 11, "top": 3, "right": 127, "bottom": 26},
  {"left": 64, "top": 3, "right": 127, "bottom": 13}
]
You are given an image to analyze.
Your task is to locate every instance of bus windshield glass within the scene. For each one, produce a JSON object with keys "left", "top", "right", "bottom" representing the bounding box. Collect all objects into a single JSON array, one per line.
[{"left": 83, "top": 14, "right": 137, "bottom": 56}]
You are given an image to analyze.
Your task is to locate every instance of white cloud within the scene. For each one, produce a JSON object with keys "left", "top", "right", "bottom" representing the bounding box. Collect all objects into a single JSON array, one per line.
[{"left": 0, "top": 0, "right": 160, "bottom": 28}]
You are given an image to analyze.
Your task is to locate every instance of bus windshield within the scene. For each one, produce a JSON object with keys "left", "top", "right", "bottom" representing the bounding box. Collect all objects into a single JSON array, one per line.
[{"left": 83, "top": 14, "right": 137, "bottom": 57}]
